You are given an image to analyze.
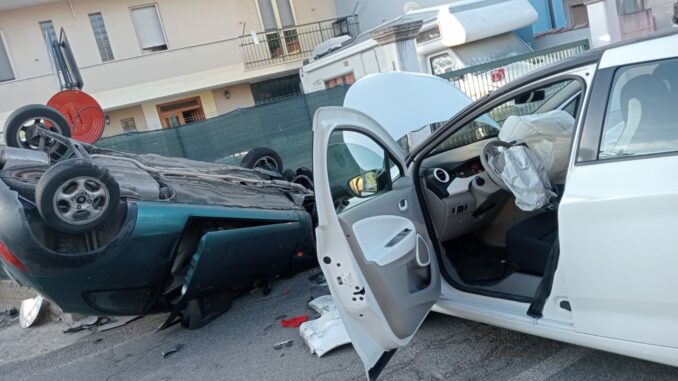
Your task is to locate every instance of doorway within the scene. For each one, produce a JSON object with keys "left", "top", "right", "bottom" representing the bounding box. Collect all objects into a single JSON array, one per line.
[{"left": 157, "top": 96, "right": 206, "bottom": 128}]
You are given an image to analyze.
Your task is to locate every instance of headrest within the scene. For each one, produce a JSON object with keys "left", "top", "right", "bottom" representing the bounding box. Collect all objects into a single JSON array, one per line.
[{"left": 620, "top": 75, "right": 671, "bottom": 123}]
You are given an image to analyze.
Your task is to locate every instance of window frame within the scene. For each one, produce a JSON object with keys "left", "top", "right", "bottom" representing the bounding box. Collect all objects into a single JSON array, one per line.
[
  {"left": 618, "top": 0, "right": 645, "bottom": 15},
  {"left": 576, "top": 58, "right": 678, "bottom": 165},
  {"left": 253, "top": 0, "right": 297, "bottom": 31},
  {"left": 0, "top": 31, "right": 16, "bottom": 83},
  {"left": 329, "top": 127, "right": 405, "bottom": 214},
  {"left": 38, "top": 20, "right": 57, "bottom": 63},
  {"left": 418, "top": 75, "right": 588, "bottom": 163},
  {"left": 88, "top": 12, "right": 115, "bottom": 62},
  {"left": 129, "top": 3, "right": 169, "bottom": 54},
  {"left": 120, "top": 117, "right": 137, "bottom": 133},
  {"left": 428, "top": 51, "right": 462, "bottom": 76}
]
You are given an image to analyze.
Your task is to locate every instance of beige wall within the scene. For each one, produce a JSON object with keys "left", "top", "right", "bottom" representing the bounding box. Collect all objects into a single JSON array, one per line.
[
  {"left": 0, "top": 0, "right": 257, "bottom": 79},
  {"left": 647, "top": 0, "right": 678, "bottom": 29},
  {"left": 0, "top": 0, "right": 339, "bottom": 80},
  {"left": 103, "top": 105, "right": 147, "bottom": 137},
  {"left": 292, "top": 0, "right": 338, "bottom": 24},
  {"left": 0, "top": 0, "right": 339, "bottom": 129},
  {"left": 212, "top": 83, "right": 256, "bottom": 115}
]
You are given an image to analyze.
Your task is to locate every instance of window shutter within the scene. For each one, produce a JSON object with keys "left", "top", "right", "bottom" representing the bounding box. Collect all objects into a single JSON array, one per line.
[
  {"left": 276, "top": 0, "right": 295, "bottom": 28},
  {"left": 0, "top": 36, "right": 14, "bottom": 82},
  {"left": 131, "top": 5, "right": 166, "bottom": 50},
  {"left": 89, "top": 12, "right": 114, "bottom": 61},
  {"left": 257, "top": 0, "right": 277, "bottom": 31}
]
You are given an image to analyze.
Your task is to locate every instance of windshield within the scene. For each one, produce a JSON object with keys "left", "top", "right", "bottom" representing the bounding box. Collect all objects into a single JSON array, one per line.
[
  {"left": 429, "top": 80, "right": 576, "bottom": 156},
  {"left": 451, "top": 33, "right": 532, "bottom": 67}
]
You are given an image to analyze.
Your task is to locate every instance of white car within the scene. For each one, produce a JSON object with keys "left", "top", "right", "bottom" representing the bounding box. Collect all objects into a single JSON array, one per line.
[{"left": 312, "top": 29, "right": 678, "bottom": 379}]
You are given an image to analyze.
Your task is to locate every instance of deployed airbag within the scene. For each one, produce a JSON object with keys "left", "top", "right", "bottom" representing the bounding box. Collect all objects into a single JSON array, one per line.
[
  {"left": 498, "top": 145, "right": 555, "bottom": 211},
  {"left": 499, "top": 110, "right": 574, "bottom": 184}
]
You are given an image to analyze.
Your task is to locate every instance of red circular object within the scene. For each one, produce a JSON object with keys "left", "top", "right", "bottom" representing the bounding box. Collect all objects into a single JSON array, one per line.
[{"left": 47, "top": 90, "right": 105, "bottom": 144}]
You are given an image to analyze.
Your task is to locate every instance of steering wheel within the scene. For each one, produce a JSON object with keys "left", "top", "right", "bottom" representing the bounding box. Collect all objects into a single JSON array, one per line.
[{"left": 479, "top": 140, "right": 515, "bottom": 191}]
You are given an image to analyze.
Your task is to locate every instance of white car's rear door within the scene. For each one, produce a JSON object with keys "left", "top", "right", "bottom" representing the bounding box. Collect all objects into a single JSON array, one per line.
[{"left": 560, "top": 35, "right": 678, "bottom": 349}]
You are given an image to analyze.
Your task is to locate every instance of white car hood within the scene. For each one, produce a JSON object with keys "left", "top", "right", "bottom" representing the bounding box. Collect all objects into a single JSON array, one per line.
[{"left": 343, "top": 72, "right": 474, "bottom": 144}]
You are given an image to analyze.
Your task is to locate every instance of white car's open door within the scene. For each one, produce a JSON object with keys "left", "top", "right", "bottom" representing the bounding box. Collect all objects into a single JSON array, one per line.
[{"left": 313, "top": 107, "right": 441, "bottom": 380}]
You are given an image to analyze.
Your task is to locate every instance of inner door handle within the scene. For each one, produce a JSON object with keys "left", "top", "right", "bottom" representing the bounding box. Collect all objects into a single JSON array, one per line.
[{"left": 398, "top": 199, "right": 408, "bottom": 212}]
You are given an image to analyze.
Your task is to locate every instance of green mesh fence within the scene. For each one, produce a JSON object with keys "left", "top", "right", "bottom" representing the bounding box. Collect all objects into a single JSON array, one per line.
[{"left": 96, "top": 85, "right": 350, "bottom": 170}]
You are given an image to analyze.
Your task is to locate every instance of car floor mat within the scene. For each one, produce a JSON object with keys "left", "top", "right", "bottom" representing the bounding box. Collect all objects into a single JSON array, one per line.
[{"left": 443, "top": 235, "right": 513, "bottom": 284}]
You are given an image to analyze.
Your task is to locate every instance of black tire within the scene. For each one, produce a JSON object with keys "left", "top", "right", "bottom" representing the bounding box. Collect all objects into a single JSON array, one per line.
[
  {"left": 35, "top": 159, "right": 120, "bottom": 234},
  {"left": 282, "top": 169, "right": 296, "bottom": 182},
  {"left": 3, "top": 104, "right": 72, "bottom": 160},
  {"left": 240, "top": 147, "right": 283, "bottom": 172},
  {"left": 291, "top": 167, "right": 313, "bottom": 190},
  {"left": 0, "top": 165, "right": 48, "bottom": 200}
]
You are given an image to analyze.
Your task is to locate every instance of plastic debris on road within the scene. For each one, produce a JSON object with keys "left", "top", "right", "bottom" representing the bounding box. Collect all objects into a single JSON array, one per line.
[
  {"left": 273, "top": 339, "right": 294, "bottom": 350},
  {"left": 62, "top": 316, "right": 140, "bottom": 333},
  {"left": 281, "top": 314, "right": 308, "bottom": 328},
  {"left": 20, "top": 295, "right": 46, "bottom": 328},
  {"left": 299, "top": 295, "right": 351, "bottom": 357},
  {"left": 162, "top": 343, "right": 184, "bottom": 358}
]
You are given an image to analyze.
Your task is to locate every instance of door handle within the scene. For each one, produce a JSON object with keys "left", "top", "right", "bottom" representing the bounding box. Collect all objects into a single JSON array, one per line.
[
  {"left": 398, "top": 199, "right": 408, "bottom": 212},
  {"left": 385, "top": 228, "right": 412, "bottom": 248}
]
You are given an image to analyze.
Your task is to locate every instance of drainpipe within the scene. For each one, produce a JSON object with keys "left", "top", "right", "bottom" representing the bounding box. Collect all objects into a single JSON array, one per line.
[
  {"left": 67, "top": 0, "right": 75, "bottom": 19},
  {"left": 548, "top": 0, "right": 557, "bottom": 29}
]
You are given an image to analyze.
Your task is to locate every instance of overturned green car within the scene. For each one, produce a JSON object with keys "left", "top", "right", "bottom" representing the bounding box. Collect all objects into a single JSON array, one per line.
[{"left": 0, "top": 112, "right": 316, "bottom": 329}]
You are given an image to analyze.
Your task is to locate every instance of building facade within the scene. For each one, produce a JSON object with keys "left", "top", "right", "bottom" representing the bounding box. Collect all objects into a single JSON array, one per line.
[{"left": 0, "top": 0, "right": 354, "bottom": 137}]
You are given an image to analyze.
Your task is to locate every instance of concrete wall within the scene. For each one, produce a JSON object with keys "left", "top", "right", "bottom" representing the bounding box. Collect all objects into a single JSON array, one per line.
[
  {"left": 647, "top": 0, "right": 678, "bottom": 29},
  {"left": 292, "top": 0, "right": 338, "bottom": 24},
  {"left": 0, "top": 0, "right": 338, "bottom": 133},
  {"left": 0, "top": 0, "right": 338, "bottom": 80},
  {"left": 102, "top": 105, "right": 147, "bottom": 137},
  {"left": 212, "top": 83, "right": 256, "bottom": 115}
]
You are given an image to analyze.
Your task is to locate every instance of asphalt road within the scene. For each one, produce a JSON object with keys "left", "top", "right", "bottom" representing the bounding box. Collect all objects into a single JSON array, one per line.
[{"left": 1, "top": 270, "right": 677, "bottom": 381}]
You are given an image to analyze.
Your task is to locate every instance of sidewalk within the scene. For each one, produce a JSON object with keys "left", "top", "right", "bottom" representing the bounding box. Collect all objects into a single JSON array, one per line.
[{"left": 0, "top": 280, "right": 35, "bottom": 311}]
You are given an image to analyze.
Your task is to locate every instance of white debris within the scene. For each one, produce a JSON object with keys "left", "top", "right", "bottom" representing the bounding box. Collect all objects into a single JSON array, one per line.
[
  {"left": 299, "top": 295, "right": 351, "bottom": 357},
  {"left": 19, "top": 295, "right": 45, "bottom": 328}
]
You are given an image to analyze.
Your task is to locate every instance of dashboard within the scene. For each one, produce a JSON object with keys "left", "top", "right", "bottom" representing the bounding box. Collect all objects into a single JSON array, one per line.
[
  {"left": 421, "top": 157, "right": 507, "bottom": 242},
  {"left": 452, "top": 159, "right": 484, "bottom": 179}
]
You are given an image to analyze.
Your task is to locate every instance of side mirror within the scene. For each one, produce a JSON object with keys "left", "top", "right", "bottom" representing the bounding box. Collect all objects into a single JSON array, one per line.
[
  {"left": 347, "top": 171, "right": 379, "bottom": 198},
  {"left": 515, "top": 89, "right": 546, "bottom": 104}
]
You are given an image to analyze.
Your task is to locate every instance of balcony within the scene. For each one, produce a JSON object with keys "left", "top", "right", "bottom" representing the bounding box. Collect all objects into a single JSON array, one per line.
[{"left": 239, "top": 16, "right": 360, "bottom": 70}]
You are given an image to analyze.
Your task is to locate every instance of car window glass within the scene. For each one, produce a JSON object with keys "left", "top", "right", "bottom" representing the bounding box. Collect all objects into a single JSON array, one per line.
[
  {"left": 430, "top": 52, "right": 460, "bottom": 76},
  {"left": 430, "top": 79, "right": 579, "bottom": 155},
  {"left": 327, "top": 130, "right": 401, "bottom": 214},
  {"left": 599, "top": 58, "right": 678, "bottom": 159}
]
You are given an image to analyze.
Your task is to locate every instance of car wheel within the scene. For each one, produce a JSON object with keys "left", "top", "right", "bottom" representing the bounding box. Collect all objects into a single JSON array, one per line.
[
  {"left": 240, "top": 147, "right": 283, "bottom": 172},
  {"left": 293, "top": 167, "right": 314, "bottom": 190},
  {"left": 180, "top": 292, "right": 233, "bottom": 330},
  {"left": 282, "top": 169, "right": 296, "bottom": 182},
  {"left": 35, "top": 159, "right": 120, "bottom": 234},
  {"left": 3, "top": 105, "right": 72, "bottom": 160},
  {"left": 0, "top": 165, "right": 48, "bottom": 200}
]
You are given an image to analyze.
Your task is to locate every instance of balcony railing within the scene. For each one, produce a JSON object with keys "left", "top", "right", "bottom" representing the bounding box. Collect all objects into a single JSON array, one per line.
[{"left": 239, "top": 16, "right": 360, "bottom": 70}]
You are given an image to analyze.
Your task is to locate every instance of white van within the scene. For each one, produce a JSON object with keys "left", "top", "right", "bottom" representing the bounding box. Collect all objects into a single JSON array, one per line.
[{"left": 300, "top": 0, "right": 538, "bottom": 96}]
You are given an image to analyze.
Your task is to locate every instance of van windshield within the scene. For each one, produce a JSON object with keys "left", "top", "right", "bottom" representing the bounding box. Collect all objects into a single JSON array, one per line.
[{"left": 452, "top": 33, "right": 532, "bottom": 67}]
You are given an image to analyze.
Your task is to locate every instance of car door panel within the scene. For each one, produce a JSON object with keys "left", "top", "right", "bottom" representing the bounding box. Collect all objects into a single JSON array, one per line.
[
  {"left": 336, "top": 180, "right": 440, "bottom": 340},
  {"left": 560, "top": 156, "right": 678, "bottom": 348},
  {"left": 313, "top": 107, "right": 440, "bottom": 377}
]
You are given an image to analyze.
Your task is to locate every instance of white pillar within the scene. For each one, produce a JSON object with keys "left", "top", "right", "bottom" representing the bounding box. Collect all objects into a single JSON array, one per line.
[
  {"left": 585, "top": 0, "right": 623, "bottom": 47},
  {"left": 371, "top": 20, "right": 423, "bottom": 73}
]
